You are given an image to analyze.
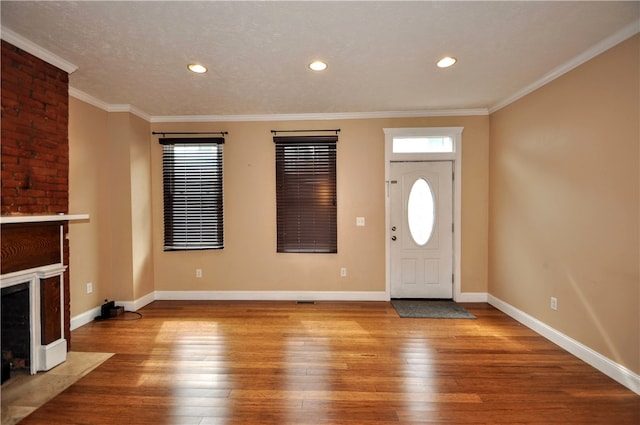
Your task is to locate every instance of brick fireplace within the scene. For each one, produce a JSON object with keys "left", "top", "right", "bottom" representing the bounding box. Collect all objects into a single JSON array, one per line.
[{"left": 1, "top": 40, "right": 76, "bottom": 381}]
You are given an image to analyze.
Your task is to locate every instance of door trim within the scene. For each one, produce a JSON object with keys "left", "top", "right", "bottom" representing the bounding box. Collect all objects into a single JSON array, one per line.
[{"left": 383, "top": 127, "right": 463, "bottom": 301}]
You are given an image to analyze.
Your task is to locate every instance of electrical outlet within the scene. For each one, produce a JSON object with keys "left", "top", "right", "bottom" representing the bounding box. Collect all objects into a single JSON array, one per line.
[
  {"left": 340, "top": 267, "right": 347, "bottom": 277},
  {"left": 86, "top": 282, "right": 93, "bottom": 294},
  {"left": 550, "top": 297, "right": 558, "bottom": 311},
  {"left": 356, "top": 217, "right": 365, "bottom": 227},
  {"left": 196, "top": 269, "right": 202, "bottom": 278}
]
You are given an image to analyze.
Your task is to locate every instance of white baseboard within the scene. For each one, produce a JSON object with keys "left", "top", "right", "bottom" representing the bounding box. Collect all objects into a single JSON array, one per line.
[
  {"left": 71, "top": 290, "right": 485, "bottom": 330},
  {"left": 71, "top": 291, "right": 386, "bottom": 329},
  {"left": 154, "top": 290, "right": 389, "bottom": 302},
  {"left": 117, "top": 291, "right": 155, "bottom": 312},
  {"left": 71, "top": 292, "right": 156, "bottom": 330},
  {"left": 488, "top": 294, "right": 640, "bottom": 396},
  {"left": 70, "top": 306, "right": 101, "bottom": 330}
]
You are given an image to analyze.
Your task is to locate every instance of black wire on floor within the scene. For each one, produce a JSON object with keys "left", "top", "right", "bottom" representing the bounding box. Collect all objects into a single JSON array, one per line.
[
  {"left": 94, "top": 311, "right": 143, "bottom": 322},
  {"left": 113, "top": 311, "right": 143, "bottom": 321}
]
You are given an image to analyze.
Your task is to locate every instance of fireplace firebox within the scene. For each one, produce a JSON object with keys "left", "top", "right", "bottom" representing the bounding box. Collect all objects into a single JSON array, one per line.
[{"left": 1, "top": 282, "right": 30, "bottom": 383}]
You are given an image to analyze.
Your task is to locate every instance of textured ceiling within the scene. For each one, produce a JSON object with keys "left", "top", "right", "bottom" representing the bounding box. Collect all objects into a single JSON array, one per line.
[{"left": 1, "top": 1, "right": 639, "bottom": 118}]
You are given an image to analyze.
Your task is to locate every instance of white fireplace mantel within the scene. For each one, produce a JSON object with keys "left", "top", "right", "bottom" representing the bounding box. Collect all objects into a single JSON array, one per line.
[
  {"left": 1, "top": 214, "right": 89, "bottom": 375},
  {"left": 0, "top": 214, "right": 89, "bottom": 224},
  {"left": 1, "top": 265, "right": 68, "bottom": 374}
]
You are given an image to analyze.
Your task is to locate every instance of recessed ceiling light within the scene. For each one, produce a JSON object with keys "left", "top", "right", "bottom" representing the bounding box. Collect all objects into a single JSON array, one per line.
[
  {"left": 309, "top": 60, "right": 328, "bottom": 71},
  {"left": 188, "top": 63, "right": 207, "bottom": 74},
  {"left": 436, "top": 56, "right": 457, "bottom": 68}
]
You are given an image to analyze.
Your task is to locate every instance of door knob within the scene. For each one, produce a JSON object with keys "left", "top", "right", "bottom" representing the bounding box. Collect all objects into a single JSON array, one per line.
[{"left": 391, "top": 236, "right": 397, "bottom": 241}]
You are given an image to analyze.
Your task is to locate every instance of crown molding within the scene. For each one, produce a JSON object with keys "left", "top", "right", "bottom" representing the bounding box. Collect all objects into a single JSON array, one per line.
[
  {"left": 69, "top": 88, "right": 151, "bottom": 122},
  {"left": 69, "top": 87, "right": 110, "bottom": 111},
  {"left": 489, "top": 18, "right": 640, "bottom": 114},
  {"left": 70, "top": 87, "right": 486, "bottom": 123},
  {"left": 1, "top": 26, "right": 78, "bottom": 74},
  {"left": 107, "top": 103, "right": 151, "bottom": 122},
  {"left": 150, "top": 108, "right": 489, "bottom": 123}
]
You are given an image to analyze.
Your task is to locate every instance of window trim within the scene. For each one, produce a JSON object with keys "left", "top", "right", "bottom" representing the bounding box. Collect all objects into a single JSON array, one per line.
[
  {"left": 274, "top": 135, "right": 338, "bottom": 254},
  {"left": 383, "top": 127, "right": 463, "bottom": 300},
  {"left": 160, "top": 137, "right": 224, "bottom": 251},
  {"left": 385, "top": 127, "right": 460, "bottom": 162}
]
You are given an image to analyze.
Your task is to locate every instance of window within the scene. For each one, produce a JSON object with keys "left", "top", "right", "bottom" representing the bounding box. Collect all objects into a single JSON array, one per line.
[
  {"left": 160, "top": 137, "right": 224, "bottom": 250},
  {"left": 407, "top": 178, "right": 435, "bottom": 246},
  {"left": 274, "top": 135, "right": 337, "bottom": 253},
  {"left": 392, "top": 136, "right": 453, "bottom": 153}
]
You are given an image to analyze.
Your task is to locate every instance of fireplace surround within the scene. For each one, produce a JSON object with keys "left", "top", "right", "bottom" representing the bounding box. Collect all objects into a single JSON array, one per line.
[{"left": 1, "top": 214, "right": 88, "bottom": 378}]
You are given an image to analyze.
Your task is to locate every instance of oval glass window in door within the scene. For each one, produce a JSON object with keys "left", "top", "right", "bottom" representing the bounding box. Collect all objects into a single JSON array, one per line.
[{"left": 407, "top": 178, "right": 435, "bottom": 246}]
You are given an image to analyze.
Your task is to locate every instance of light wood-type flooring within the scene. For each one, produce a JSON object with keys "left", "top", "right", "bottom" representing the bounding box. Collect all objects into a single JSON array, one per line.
[
  {"left": 16, "top": 301, "right": 640, "bottom": 424},
  {"left": 1, "top": 351, "right": 113, "bottom": 425}
]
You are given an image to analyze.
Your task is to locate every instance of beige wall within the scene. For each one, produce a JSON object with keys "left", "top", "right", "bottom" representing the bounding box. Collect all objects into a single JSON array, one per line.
[
  {"left": 128, "top": 113, "right": 155, "bottom": 301},
  {"left": 68, "top": 99, "right": 111, "bottom": 315},
  {"left": 150, "top": 115, "right": 489, "bottom": 294},
  {"left": 489, "top": 35, "right": 639, "bottom": 373},
  {"left": 69, "top": 101, "right": 154, "bottom": 315},
  {"left": 69, "top": 106, "right": 489, "bottom": 313},
  {"left": 106, "top": 113, "right": 135, "bottom": 301}
]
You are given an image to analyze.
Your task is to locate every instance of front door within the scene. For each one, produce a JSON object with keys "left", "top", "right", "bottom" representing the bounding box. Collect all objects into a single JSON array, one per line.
[{"left": 390, "top": 161, "right": 453, "bottom": 298}]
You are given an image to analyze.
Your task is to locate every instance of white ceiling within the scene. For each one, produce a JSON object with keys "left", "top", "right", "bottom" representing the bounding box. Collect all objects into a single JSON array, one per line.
[{"left": 1, "top": 1, "right": 638, "bottom": 119}]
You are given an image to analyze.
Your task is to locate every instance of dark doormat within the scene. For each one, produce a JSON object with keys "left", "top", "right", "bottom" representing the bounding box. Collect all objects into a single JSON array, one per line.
[{"left": 391, "top": 299, "right": 476, "bottom": 319}]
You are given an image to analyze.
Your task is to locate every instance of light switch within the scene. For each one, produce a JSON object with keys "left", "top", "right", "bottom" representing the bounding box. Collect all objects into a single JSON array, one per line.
[{"left": 356, "top": 217, "right": 365, "bottom": 226}]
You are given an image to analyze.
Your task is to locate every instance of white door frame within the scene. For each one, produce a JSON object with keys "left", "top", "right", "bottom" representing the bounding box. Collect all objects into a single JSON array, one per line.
[{"left": 384, "top": 127, "right": 463, "bottom": 301}]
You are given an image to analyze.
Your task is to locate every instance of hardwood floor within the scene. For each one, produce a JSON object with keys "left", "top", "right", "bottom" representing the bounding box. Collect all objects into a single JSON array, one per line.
[{"left": 18, "top": 301, "right": 639, "bottom": 424}]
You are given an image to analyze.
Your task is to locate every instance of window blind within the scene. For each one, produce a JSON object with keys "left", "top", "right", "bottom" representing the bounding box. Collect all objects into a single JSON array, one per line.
[
  {"left": 274, "top": 135, "right": 337, "bottom": 253},
  {"left": 160, "top": 137, "right": 224, "bottom": 250}
]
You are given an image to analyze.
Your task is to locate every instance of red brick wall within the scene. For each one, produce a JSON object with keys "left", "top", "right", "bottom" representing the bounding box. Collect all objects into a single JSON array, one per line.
[
  {"left": 1, "top": 40, "right": 71, "bottom": 347},
  {"left": 1, "top": 40, "right": 69, "bottom": 215}
]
